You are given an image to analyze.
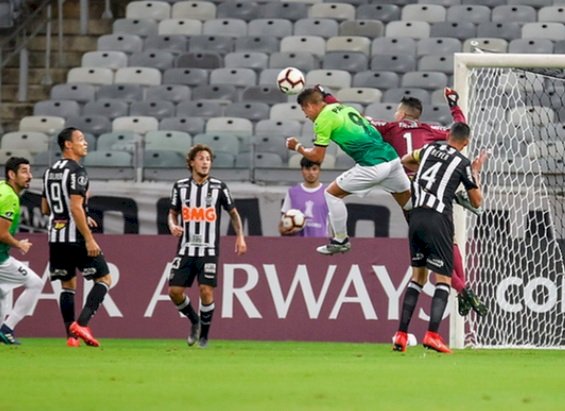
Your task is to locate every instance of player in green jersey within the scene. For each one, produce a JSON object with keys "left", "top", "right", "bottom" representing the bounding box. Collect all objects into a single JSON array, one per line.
[
  {"left": 0, "top": 157, "right": 42, "bottom": 345},
  {"left": 286, "top": 88, "right": 412, "bottom": 255}
]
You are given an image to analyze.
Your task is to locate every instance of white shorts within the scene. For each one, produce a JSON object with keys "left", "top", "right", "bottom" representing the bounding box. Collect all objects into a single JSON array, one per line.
[
  {"left": 0, "top": 257, "right": 40, "bottom": 288},
  {"left": 336, "top": 158, "right": 411, "bottom": 196}
]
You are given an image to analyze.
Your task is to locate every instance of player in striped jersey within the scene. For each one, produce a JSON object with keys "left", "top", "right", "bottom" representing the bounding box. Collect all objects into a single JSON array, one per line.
[
  {"left": 393, "top": 122, "right": 485, "bottom": 353},
  {"left": 167, "top": 144, "right": 247, "bottom": 348},
  {"left": 41, "top": 127, "right": 111, "bottom": 347},
  {"left": 0, "top": 157, "right": 42, "bottom": 345}
]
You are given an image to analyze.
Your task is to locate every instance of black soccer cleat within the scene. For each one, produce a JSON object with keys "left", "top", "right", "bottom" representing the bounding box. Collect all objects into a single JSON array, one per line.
[
  {"left": 457, "top": 292, "right": 471, "bottom": 316},
  {"left": 187, "top": 321, "right": 200, "bottom": 346},
  {"left": 463, "top": 287, "right": 488, "bottom": 317}
]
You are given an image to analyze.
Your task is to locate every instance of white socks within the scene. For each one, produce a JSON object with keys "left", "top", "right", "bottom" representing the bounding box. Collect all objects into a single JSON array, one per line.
[
  {"left": 3, "top": 273, "right": 42, "bottom": 330},
  {"left": 324, "top": 190, "right": 348, "bottom": 241}
]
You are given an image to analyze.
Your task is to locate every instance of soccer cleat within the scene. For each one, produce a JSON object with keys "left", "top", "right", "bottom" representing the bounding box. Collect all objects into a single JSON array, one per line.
[
  {"left": 423, "top": 331, "right": 452, "bottom": 354},
  {"left": 457, "top": 292, "right": 471, "bottom": 316},
  {"left": 198, "top": 337, "right": 208, "bottom": 349},
  {"left": 70, "top": 321, "right": 100, "bottom": 347},
  {"left": 316, "top": 238, "right": 351, "bottom": 255},
  {"left": 392, "top": 331, "right": 408, "bottom": 352},
  {"left": 187, "top": 321, "right": 200, "bottom": 346},
  {"left": 454, "top": 191, "right": 484, "bottom": 216},
  {"left": 0, "top": 325, "right": 21, "bottom": 345},
  {"left": 462, "top": 287, "right": 488, "bottom": 317},
  {"left": 67, "top": 336, "right": 81, "bottom": 347}
]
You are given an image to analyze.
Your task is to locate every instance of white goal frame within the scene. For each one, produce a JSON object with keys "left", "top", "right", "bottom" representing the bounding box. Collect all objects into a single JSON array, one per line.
[{"left": 450, "top": 53, "right": 565, "bottom": 349}]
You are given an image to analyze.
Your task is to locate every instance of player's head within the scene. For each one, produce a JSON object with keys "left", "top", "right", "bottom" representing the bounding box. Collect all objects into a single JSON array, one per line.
[
  {"left": 297, "top": 88, "right": 326, "bottom": 121},
  {"left": 58, "top": 127, "right": 88, "bottom": 159},
  {"left": 448, "top": 122, "right": 471, "bottom": 149},
  {"left": 395, "top": 97, "right": 423, "bottom": 121},
  {"left": 187, "top": 144, "right": 213, "bottom": 178},
  {"left": 5, "top": 157, "right": 32, "bottom": 191},
  {"left": 300, "top": 157, "right": 321, "bottom": 185}
]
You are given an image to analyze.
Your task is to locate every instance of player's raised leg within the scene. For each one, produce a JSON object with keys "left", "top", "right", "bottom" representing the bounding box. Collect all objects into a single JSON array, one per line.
[{"left": 317, "top": 183, "right": 351, "bottom": 255}]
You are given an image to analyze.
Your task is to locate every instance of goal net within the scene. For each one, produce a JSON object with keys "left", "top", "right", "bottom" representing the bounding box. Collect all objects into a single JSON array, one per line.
[{"left": 453, "top": 54, "right": 565, "bottom": 348}]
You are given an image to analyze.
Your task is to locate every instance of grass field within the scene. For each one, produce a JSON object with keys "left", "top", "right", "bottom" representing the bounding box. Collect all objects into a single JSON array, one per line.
[{"left": 2, "top": 339, "right": 564, "bottom": 411}]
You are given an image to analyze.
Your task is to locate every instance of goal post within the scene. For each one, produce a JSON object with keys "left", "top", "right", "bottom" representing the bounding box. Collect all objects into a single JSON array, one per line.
[{"left": 451, "top": 53, "right": 565, "bottom": 349}]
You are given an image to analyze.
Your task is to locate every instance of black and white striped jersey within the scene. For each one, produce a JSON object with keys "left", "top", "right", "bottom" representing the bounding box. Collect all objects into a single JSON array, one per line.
[
  {"left": 412, "top": 143, "right": 478, "bottom": 217},
  {"left": 170, "top": 176, "right": 235, "bottom": 257},
  {"left": 42, "top": 159, "right": 89, "bottom": 243}
]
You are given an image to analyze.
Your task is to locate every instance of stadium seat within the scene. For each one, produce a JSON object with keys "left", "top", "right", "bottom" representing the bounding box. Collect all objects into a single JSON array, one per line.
[
  {"left": 270, "top": 102, "right": 307, "bottom": 122},
  {"left": 162, "top": 68, "right": 208, "bottom": 86},
  {"left": 160, "top": 117, "right": 205, "bottom": 134},
  {"left": 83, "top": 100, "right": 129, "bottom": 119},
  {"left": 212, "top": 151, "right": 236, "bottom": 168},
  {"left": 82, "top": 51, "right": 128, "bottom": 69},
  {"left": 336, "top": 87, "right": 381, "bottom": 104},
  {"left": 33, "top": 150, "right": 63, "bottom": 167},
  {"left": 462, "top": 0, "right": 505, "bottom": 5},
  {"left": 126, "top": 1, "right": 171, "bottom": 20},
  {"left": 538, "top": 6, "right": 565, "bottom": 23},
  {"left": 0, "top": 131, "right": 49, "bottom": 155},
  {"left": 372, "top": 37, "right": 416, "bottom": 57},
  {"left": 322, "top": 51, "right": 368, "bottom": 72},
  {"left": 252, "top": 152, "right": 284, "bottom": 168},
  {"left": 463, "top": 38, "right": 508, "bottom": 53},
  {"left": 50, "top": 84, "right": 96, "bottom": 103},
  {"left": 309, "top": 3, "right": 355, "bottom": 21},
  {"left": 370, "top": 55, "right": 416, "bottom": 73},
  {"left": 217, "top": 1, "right": 258, "bottom": 20},
  {"left": 385, "top": 21, "right": 430, "bottom": 39},
  {"left": 356, "top": 4, "right": 400, "bottom": 22},
  {"left": 258, "top": 68, "right": 284, "bottom": 86},
  {"left": 145, "top": 84, "right": 190, "bottom": 103},
  {"left": 339, "top": 20, "right": 384, "bottom": 38},
  {"left": 522, "top": 23, "right": 565, "bottom": 41},
  {"left": 67, "top": 67, "right": 113, "bottom": 85},
  {"left": 294, "top": 18, "right": 339, "bottom": 38},
  {"left": 143, "top": 34, "right": 187, "bottom": 53},
  {"left": 189, "top": 35, "right": 234, "bottom": 54},
  {"left": 352, "top": 70, "right": 400, "bottom": 89},
  {"left": 206, "top": 117, "right": 253, "bottom": 135},
  {"left": 158, "top": 18, "right": 202, "bottom": 35},
  {"left": 507, "top": 0, "right": 552, "bottom": 6},
  {"left": 113, "top": 18, "right": 158, "bottom": 37},
  {"left": 33, "top": 100, "right": 80, "bottom": 119},
  {"left": 476, "top": 22, "right": 522, "bottom": 41},
  {"left": 306, "top": 69, "right": 351, "bottom": 90},
  {"left": 383, "top": 88, "right": 431, "bottom": 104},
  {"left": 175, "top": 52, "right": 223, "bottom": 69},
  {"left": 269, "top": 52, "right": 319, "bottom": 72},
  {"left": 112, "top": 116, "right": 159, "bottom": 134},
  {"left": 491, "top": 5, "right": 536, "bottom": 23},
  {"left": 145, "top": 130, "right": 191, "bottom": 152},
  {"left": 260, "top": 2, "right": 309, "bottom": 21},
  {"left": 241, "top": 86, "right": 287, "bottom": 104},
  {"left": 252, "top": 135, "right": 289, "bottom": 162},
  {"left": 97, "top": 34, "right": 143, "bottom": 54},
  {"left": 255, "top": 119, "right": 302, "bottom": 137},
  {"left": 19, "top": 116, "right": 65, "bottom": 134},
  {"left": 430, "top": 22, "right": 476, "bottom": 40},
  {"left": 144, "top": 149, "right": 186, "bottom": 168},
  {"left": 191, "top": 84, "right": 238, "bottom": 102},
  {"left": 193, "top": 133, "right": 240, "bottom": 155},
  {"left": 417, "top": 37, "right": 461, "bottom": 56},
  {"left": 202, "top": 19, "right": 247, "bottom": 37},
  {"left": 326, "top": 36, "right": 371, "bottom": 55},
  {"left": 97, "top": 131, "right": 142, "bottom": 151},
  {"left": 509, "top": 106, "right": 555, "bottom": 128},
  {"left": 84, "top": 150, "right": 134, "bottom": 180},
  {"left": 420, "top": 104, "right": 452, "bottom": 125},
  {"left": 66, "top": 115, "right": 113, "bottom": 136},
  {"left": 402, "top": 4, "right": 446, "bottom": 22},
  {"left": 177, "top": 100, "right": 224, "bottom": 118},
  {"left": 224, "top": 102, "right": 270, "bottom": 121},
  {"left": 247, "top": 18, "right": 293, "bottom": 38},
  {"left": 171, "top": 1, "right": 216, "bottom": 20},
  {"left": 225, "top": 52, "right": 268, "bottom": 70},
  {"left": 115, "top": 67, "right": 162, "bottom": 86},
  {"left": 128, "top": 50, "right": 175, "bottom": 70},
  {"left": 446, "top": 5, "right": 491, "bottom": 23},
  {"left": 401, "top": 71, "right": 448, "bottom": 90},
  {"left": 509, "top": 39, "right": 553, "bottom": 54},
  {"left": 130, "top": 100, "right": 176, "bottom": 119},
  {"left": 0, "top": 149, "right": 33, "bottom": 165},
  {"left": 418, "top": 54, "right": 454, "bottom": 74},
  {"left": 97, "top": 84, "right": 144, "bottom": 102},
  {"left": 235, "top": 36, "right": 280, "bottom": 53},
  {"left": 280, "top": 36, "right": 326, "bottom": 58},
  {"left": 554, "top": 40, "right": 565, "bottom": 54}
]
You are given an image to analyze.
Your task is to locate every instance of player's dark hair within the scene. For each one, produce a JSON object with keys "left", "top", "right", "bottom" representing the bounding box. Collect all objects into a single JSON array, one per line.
[
  {"left": 5, "top": 157, "right": 30, "bottom": 181},
  {"left": 300, "top": 157, "right": 321, "bottom": 169},
  {"left": 399, "top": 96, "right": 423, "bottom": 118},
  {"left": 450, "top": 122, "right": 471, "bottom": 142},
  {"left": 57, "top": 127, "right": 80, "bottom": 151},
  {"left": 187, "top": 144, "right": 214, "bottom": 171},
  {"left": 297, "top": 88, "right": 323, "bottom": 106}
]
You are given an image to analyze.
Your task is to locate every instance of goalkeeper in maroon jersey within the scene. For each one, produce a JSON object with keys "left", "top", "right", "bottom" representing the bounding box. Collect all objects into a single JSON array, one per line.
[{"left": 317, "top": 85, "right": 487, "bottom": 317}]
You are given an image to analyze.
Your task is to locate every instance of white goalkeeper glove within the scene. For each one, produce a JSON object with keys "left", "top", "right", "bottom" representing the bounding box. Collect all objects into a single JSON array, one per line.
[{"left": 454, "top": 191, "right": 484, "bottom": 216}]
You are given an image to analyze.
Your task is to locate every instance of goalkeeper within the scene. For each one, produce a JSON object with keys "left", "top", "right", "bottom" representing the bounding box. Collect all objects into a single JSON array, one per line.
[{"left": 318, "top": 85, "right": 487, "bottom": 317}]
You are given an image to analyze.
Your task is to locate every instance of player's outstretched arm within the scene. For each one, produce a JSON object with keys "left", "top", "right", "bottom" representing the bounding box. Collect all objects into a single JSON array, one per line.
[
  {"left": 444, "top": 87, "right": 467, "bottom": 123},
  {"left": 286, "top": 137, "right": 327, "bottom": 164}
]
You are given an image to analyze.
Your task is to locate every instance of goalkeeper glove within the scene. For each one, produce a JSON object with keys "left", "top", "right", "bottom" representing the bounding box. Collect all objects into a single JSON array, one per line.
[
  {"left": 454, "top": 191, "right": 483, "bottom": 216},
  {"left": 444, "top": 87, "right": 459, "bottom": 108},
  {"left": 315, "top": 84, "right": 338, "bottom": 104}
]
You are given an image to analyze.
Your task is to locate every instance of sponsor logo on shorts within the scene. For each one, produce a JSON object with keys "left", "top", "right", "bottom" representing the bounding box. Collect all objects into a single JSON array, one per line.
[
  {"left": 51, "top": 269, "right": 68, "bottom": 279},
  {"left": 204, "top": 263, "right": 216, "bottom": 274},
  {"left": 412, "top": 253, "right": 424, "bottom": 261},
  {"left": 204, "top": 274, "right": 215, "bottom": 279},
  {"left": 428, "top": 258, "right": 445, "bottom": 268},
  {"left": 83, "top": 268, "right": 97, "bottom": 277}
]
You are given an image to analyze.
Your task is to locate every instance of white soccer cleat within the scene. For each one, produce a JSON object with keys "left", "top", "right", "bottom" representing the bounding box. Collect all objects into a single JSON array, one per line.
[{"left": 316, "top": 239, "right": 352, "bottom": 255}]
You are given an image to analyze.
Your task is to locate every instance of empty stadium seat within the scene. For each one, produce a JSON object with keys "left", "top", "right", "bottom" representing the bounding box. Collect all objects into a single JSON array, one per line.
[
  {"left": 476, "top": 22, "right": 522, "bottom": 41},
  {"left": 384, "top": 88, "right": 431, "bottom": 104},
  {"left": 509, "top": 39, "right": 554, "bottom": 53},
  {"left": 309, "top": 3, "right": 355, "bottom": 21},
  {"left": 418, "top": 54, "right": 454, "bottom": 74},
  {"left": 143, "top": 34, "right": 188, "bottom": 53},
  {"left": 114, "top": 67, "right": 162, "bottom": 86},
  {"left": 252, "top": 135, "right": 289, "bottom": 161},
  {"left": 270, "top": 102, "right": 307, "bottom": 122},
  {"left": 145, "top": 84, "right": 190, "bottom": 103},
  {"left": 212, "top": 151, "right": 236, "bottom": 168},
  {"left": 463, "top": 38, "right": 509, "bottom": 53},
  {"left": 336, "top": 87, "right": 381, "bottom": 104},
  {"left": 352, "top": 70, "right": 400, "bottom": 89},
  {"left": 430, "top": 21, "right": 476, "bottom": 40},
  {"left": 417, "top": 37, "right": 461, "bottom": 56},
  {"left": 260, "top": 2, "right": 309, "bottom": 21},
  {"left": 19, "top": 116, "right": 65, "bottom": 135},
  {"left": 248, "top": 18, "right": 293, "bottom": 38},
  {"left": 145, "top": 130, "right": 191, "bottom": 152},
  {"left": 176, "top": 100, "right": 224, "bottom": 117},
  {"left": 206, "top": 116, "right": 253, "bottom": 135},
  {"left": 98, "top": 84, "right": 144, "bottom": 102},
  {"left": 189, "top": 35, "right": 234, "bottom": 54},
  {"left": 66, "top": 115, "right": 113, "bottom": 136},
  {"left": 269, "top": 52, "right": 319, "bottom": 72},
  {"left": 50, "top": 84, "right": 96, "bottom": 103},
  {"left": 192, "top": 84, "right": 238, "bottom": 101},
  {"left": 322, "top": 51, "right": 368, "bottom": 72},
  {"left": 144, "top": 149, "right": 186, "bottom": 167},
  {"left": 33, "top": 100, "right": 80, "bottom": 118},
  {"left": 217, "top": 1, "right": 259, "bottom": 20},
  {"left": 306, "top": 69, "right": 351, "bottom": 89},
  {"left": 126, "top": 2, "right": 170, "bottom": 20},
  {"left": 241, "top": 86, "right": 287, "bottom": 104},
  {"left": 172, "top": 1, "right": 216, "bottom": 20},
  {"left": 193, "top": 133, "right": 240, "bottom": 154},
  {"left": 82, "top": 51, "right": 128, "bottom": 69},
  {"left": 83, "top": 100, "right": 129, "bottom": 119},
  {"left": 97, "top": 33, "right": 143, "bottom": 54},
  {"left": 160, "top": 117, "right": 205, "bottom": 134},
  {"left": 402, "top": 4, "right": 446, "bottom": 22},
  {"left": 491, "top": 5, "right": 536, "bottom": 23},
  {"left": 326, "top": 36, "right": 371, "bottom": 55},
  {"left": 1, "top": 131, "right": 49, "bottom": 155},
  {"left": 225, "top": 52, "right": 269, "bottom": 70},
  {"left": 130, "top": 100, "right": 176, "bottom": 119},
  {"left": 0, "top": 149, "right": 33, "bottom": 165},
  {"left": 255, "top": 119, "right": 302, "bottom": 137},
  {"left": 372, "top": 37, "right": 416, "bottom": 56},
  {"left": 385, "top": 21, "right": 430, "bottom": 39},
  {"left": 158, "top": 18, "right": 202, "bottom": 35},
  {"left": 446, "top": 5, "right": 491, "bottom": 23},
  {"left": 370, "top": 55, "right": 416, "bottom": 73},
  {"left": 67, "top": 67, "right": 114, "bottom": 85},
  {"left": 235, "top": 36, "right": 280, "bottom": 53},
  {"left": 538, "top": 6, "right": 565, "bottom": 23},
  {"left": 84, "top": 150, "right": 134, "bottom": 180},
  {"left": 97, "top": 131, "right": 142, "bottom": 151},
  {"left": 112, "top": 116, "right": 159, "bottom": 134},
  {"left": 294, "top": 18, "right": 339, "bottom": 38},
  {"left": 113, "top": 18, "right": 158, "bottom": 37},
  {"left": 280, "top": 36, "right": 326, "bottom": 57},
  {"left": 163, "top": 68, "right": 208, "bottom": 86},
  {"left": 356, "top": 4, "right": 400, "bottom": 22},
  {"left": 175, "top": 52, "right": 223, "bottom": 69},
  {"left": 224, "top": 102, "right": 270, "bottom": 121},
  {"left": 339, "top": 20, "right": 384, "bottom": 38},
  {"left": 522, "top": 22, "right": 565, "bottom": 41},
  {"left": 401, "top": 71, "right": 448, "bottom": 90},
  {"left": 203, "top": 19, "right": 247, "bottom": 37},
  {"left": 128, "top": 50, "right": 175, "bottom": 70}
]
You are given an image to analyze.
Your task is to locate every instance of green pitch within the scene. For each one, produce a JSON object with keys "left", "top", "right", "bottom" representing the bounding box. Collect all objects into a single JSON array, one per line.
[{"left": 2, "top": 339, "right": 564, "bottom": 411}]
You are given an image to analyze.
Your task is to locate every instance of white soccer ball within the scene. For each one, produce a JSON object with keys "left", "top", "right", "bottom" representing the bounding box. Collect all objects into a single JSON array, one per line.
[
  {"left": 281, "top": 209, "right": 306, "bottom": 231},
  {"left": 277, "top": 67, "right": 305, "bottom": 95}
]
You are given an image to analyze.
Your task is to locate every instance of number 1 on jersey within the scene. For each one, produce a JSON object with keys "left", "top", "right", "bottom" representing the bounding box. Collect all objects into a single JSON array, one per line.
[{"left": 403, "top": 132, "right": 413, "bottom": 154}]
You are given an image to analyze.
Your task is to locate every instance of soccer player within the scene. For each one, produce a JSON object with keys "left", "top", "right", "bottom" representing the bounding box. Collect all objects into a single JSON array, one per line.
[
  {"left": 392, "top": 122, "right": 486, "bottom": 354},
  {"left": 279, "top": 157, "right": 329, "bottom": 237},
  {"left": 167, "top": 144, "right": 247, "bottom": 348},
  {"left": 0, "top": 157, "right": 43, "bottom": 345},
  {"left": 286, "top": 88, "right": 412, "bottom": 255},
  {"left": 41, "top": 127, "right": 112, "bottom": 348},
  {"left": 320, "top": 85, "right": 488, "bottom": 317}
]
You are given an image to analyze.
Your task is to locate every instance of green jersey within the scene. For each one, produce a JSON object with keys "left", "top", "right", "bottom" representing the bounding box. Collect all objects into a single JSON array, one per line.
[
  {"left": 313, "top": 103, "right": 398, "bottom": 166},
  {"left": 0, "top": 181, "right": 21, "bottom": 263}
]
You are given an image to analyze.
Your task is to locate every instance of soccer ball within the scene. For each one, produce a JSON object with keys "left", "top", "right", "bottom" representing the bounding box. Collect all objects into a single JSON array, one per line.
[
  {"left": 277, "top": 67, "right": 305, "bottom": 95},
  {"left": 281, "top": 209, "right": 306, "bottom": 231}
]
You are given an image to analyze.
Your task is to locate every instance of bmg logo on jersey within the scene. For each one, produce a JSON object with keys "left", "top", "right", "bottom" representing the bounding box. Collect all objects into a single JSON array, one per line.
[{"left": 181, "top": 206, "right": 217, "bottom": 222}]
